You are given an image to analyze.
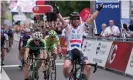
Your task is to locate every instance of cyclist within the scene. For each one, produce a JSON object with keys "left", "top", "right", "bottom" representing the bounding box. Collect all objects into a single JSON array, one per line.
[
  {"left": 23, "top": 31, "right": 47, "bottom": 80},
  {"left": 18, "top": 28, "right": 32, "bottom": 67},
  {"left": 1, "top": 26, "right": 9, "bottom": 65},
  {"left": 8, "top": 26, "right": 14, "bottom": 49},
  {"left": 54, "top": 3, "right": 103, "bottom": 80},
  {"left": 43, "top": 30, "right": 61, "bottom": 79},
  {"left": 44, "top": 30, "right": 62, "bottom": 61}
]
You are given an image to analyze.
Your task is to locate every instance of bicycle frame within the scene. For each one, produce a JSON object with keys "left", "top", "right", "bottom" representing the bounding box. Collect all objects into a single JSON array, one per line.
[
  {"left": 70, "top": 60, "right": 97, "bottom": 80},
  {"left": 29, "top": 56, "right": 38, "bottom": 80},
  {"left": 29, "top": 56, "right": 46, "bottom": 80}
]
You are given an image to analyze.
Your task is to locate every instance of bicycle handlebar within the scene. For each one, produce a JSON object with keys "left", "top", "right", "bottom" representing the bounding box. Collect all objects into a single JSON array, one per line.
[
  {"left": 85, "top": 63, "right": 97, "bottom": 73},
  {"left": 29, "top": 57, "right": 47, "bottom": 60}
]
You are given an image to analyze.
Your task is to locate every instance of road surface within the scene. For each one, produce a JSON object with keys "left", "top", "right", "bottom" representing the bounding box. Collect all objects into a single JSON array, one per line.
[{"left": 1, "top": 41, "right": 133, "bottom": 80}]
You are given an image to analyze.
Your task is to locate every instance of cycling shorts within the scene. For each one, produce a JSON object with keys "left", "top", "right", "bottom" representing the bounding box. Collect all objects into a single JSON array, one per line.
[
  {"left": 65, "top": 48, "right": 88, "bottom": 64},
  {"left": 29, "top": 49, "right": 42, "bottom": 57}
]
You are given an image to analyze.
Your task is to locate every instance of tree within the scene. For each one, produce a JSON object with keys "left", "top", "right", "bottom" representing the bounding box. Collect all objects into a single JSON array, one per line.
[{"left": 55, "top": 1, "right": 90, "bottom": 17}]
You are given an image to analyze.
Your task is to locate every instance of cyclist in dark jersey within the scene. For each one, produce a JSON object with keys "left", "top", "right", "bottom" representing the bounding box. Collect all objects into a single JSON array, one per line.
[
  {"left": 23, "top": 31, "right": 47, "bottom": 80},
  {"left": 8, "top": 27, "right": 14, "bottom": 49},
  {"left": 18, "top": 28, "right": 32, "bottom": 67},
  {"left": 1, "top": 29, "right": 9, "bottom": 65}
]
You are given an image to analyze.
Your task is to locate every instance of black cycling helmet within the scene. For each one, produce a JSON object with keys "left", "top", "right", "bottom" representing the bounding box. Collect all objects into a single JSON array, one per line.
[{"left": 70, "top": 12, "right": 80, "bottom": 20}]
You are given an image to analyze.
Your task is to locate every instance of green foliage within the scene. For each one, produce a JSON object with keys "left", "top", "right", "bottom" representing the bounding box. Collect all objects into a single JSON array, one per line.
[{"left": 55, "top": 1, "right": 90, "bottom": 17}]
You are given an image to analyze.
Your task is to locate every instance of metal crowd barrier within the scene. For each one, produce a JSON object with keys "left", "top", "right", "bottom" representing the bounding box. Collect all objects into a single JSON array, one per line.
[{"left": 85, "top": 37, "right": 133, "bottom": 42}]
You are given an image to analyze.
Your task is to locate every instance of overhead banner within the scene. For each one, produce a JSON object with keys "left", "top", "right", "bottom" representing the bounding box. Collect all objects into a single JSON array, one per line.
[
  {"left": 82, "top": 39, "right": 112, "bottom": 67},
  {"left": 105, "top": 42, "right": 133, "bottom": 72},
  {"left": 95, "top": 1, "right": 121, "bottom": 33},
  {"left": 125, "top": 48, "right": 133, "bottom": 76}
]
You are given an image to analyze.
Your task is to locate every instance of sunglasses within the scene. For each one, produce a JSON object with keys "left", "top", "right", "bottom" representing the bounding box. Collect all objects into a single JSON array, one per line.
[
  {"left": 50, "top": 36, "right": 56, "bottom": 38},
  {"left": 34, "top": 39, "right": 39, "bottom": 42},
  {"left": 71, "top": 17, "right": 80, "bottom": 20}
]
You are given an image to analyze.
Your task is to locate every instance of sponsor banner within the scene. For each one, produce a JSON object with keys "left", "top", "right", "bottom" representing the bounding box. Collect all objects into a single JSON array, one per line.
[
  {"left": 105, "top": 42, "right": 133, "bottom": 72},
  {"left": 125, "top": 48, "right": 133, "bottom": 76},
  {"left": 95, "top": 2, "right": 121, "bottom": 33},
  {"left": 82, "top": 39, "right": 96, "bottom": 64},
  {"left": 82, "top": 39, "right": 112, "bottom": 67}
]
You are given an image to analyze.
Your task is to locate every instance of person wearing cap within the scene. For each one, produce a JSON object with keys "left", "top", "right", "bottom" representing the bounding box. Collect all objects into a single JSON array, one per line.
[{"left": 18, "top": 28, "right": 32, "bottom": 67}]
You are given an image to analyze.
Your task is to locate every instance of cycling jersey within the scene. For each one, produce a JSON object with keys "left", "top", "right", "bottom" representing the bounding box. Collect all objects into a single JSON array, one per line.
[
  {"left": 20, "top": 34, "right": 32, "bottom": 47},
  {"left": 1, "top": 33, "right": 9, "bottom": 48},
  {"left": 25, "top": 38, "right": 46, "bottom": 51},
  {"left": 44, "top": 35, "right": 60, "bottom": 50},
  {"left": 8, "top": 29, "right": 13, "bottom": 38},
  {"left": 65, "top": 23, "right": 86, "bottom": 51}
]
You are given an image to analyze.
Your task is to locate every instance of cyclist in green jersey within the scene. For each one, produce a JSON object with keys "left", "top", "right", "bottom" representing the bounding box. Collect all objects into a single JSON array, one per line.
[
  {"left": 44, "top": 30, "right": 62, "bottom": 59},
  {"left": 24, "top": 31, "right": 47, "bottom": 80}
]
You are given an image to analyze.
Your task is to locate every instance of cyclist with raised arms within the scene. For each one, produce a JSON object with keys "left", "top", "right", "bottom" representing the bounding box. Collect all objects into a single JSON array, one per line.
[
  {"left": 23, "top": 31, "right": 47, "bottom": 80},
  {"left": 54, "top": 3, "right": 103, "bottom": 80}
]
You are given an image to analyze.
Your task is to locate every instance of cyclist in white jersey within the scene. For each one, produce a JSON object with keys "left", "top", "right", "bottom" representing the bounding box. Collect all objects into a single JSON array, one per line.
[{"left": 54, "top": 3, "right": 103, "bottom": 80}]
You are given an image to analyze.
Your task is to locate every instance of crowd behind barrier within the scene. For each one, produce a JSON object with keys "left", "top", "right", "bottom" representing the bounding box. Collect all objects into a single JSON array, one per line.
[{"left": 58, "top": 35, "right": 133, "bottom": 77}]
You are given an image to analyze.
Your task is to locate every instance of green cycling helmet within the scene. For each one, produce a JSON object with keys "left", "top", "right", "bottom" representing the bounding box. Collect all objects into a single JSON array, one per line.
[{"left": 48, "top": 30, "right": 57, "bottom": 36}]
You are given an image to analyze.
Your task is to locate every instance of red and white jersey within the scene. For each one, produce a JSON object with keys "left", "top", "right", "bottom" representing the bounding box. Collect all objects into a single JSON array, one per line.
[{"left": 65, "top": 23, "right": 85, "bottom": 51}]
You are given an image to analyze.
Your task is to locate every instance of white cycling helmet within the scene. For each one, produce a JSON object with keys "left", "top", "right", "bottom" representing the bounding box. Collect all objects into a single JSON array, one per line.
[
  {"left": 24, "top": 28, "right": 31, "bottom": 32},
  {"left": 32, "top": 31, "right": 43, "bottom": 40}
]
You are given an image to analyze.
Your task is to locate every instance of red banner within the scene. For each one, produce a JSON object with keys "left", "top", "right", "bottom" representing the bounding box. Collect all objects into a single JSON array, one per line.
[
  {"left": 36, "top": 0, "right": 45, "bottom": 5},
  {"left": 59, "top": 37, "right": 67, "bottom": 56},
  {"left": 32, "top": 5, "right": 53, "bottom": 14},
  {"left": 105, "top": 41, "right": 133, "bottom": 72},
  {"left": 80, "top": 8, "right": 90, "bottom": 22}
]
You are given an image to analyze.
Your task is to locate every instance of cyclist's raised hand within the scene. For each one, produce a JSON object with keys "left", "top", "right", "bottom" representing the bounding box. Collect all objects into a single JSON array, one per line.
[
  {"left": 97, "top": 3, "right": 103, "bottom": 11},
  {"left": 53, "top": 3, "right": 59, "bottom": 14}
]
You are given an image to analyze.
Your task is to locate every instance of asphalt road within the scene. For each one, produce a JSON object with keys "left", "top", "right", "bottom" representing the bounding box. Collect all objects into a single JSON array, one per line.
[{"left": 1, "top": 41, "right": 133, "bottom": 80}]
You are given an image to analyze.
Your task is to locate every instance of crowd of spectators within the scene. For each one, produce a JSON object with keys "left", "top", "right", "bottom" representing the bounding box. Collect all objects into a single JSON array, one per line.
[{"left": 8, "top": 16, "right": 133, "bottom": 40}]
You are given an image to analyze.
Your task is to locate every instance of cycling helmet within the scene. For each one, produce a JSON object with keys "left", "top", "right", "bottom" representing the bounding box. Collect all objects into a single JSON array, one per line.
[
  {"left": 32, "top": 31, "right": 43, "bottom": 40},
  {"left": 70, "top": 12, "right": 80, "bottom": 20},
  {"left": 48, "top": 30, "right": 57, "bottom": 37},
  {"left": 24, "top": 28, "right": 31, "bottom": 32}
]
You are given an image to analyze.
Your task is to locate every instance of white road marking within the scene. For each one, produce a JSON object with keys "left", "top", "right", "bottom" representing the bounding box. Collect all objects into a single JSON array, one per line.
[
  {"left": 2, "top": 63, "right": 64, "bottom": 68},
  {"left": 1, "top": 68, "right": 10, "bottom": 80},
  {"left": 2, "top": 65, "right": 19, "bottom": 68},
  {"left": 56, "top": 63, "right": 64, "bottom": 65}
]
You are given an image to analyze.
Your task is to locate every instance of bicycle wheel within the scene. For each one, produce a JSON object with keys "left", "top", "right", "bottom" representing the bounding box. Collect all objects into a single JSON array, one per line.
[
  {"left": 43, "top": 60, "right": 50, "bottom": 80},
  {"left": 79, "top": 74, "right": 87, "bottom": 80},
  {"left": 29, "top": 65, "right": 34, "bottom": 80},
  {"left": 20, "top": 57, "right": 24, "bottom": 70},
  {"left": 34, "top": 69, "right": 39, "bottom": 80},
  {"left": 50, "top": 60, "right": 56, "bottom": 80},
  {"left": 69, "top": 75, "right": 76, "bottom": 80},
  {"left": 44, "top": 69, "right": 50, "bottom": 80}
]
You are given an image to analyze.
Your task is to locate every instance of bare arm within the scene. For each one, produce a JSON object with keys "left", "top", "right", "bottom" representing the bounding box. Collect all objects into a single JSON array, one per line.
[
  {"left": 57, "top": 13, "right": 67, "bottom": 28},
  {"left": 86, "top": 11, "right": 99, "bottom": 24},
  {"left": 24, "top": 48, "right": 29, "bottom": 61},
  {"left": 86, "top": 3, "right": 103, "bottom": 25},
  {"left": 43, "top": 49, "right": 47, "bottom": 59},
  {"left": 53, "top": 3, "right": 68, "bottom": 28}
]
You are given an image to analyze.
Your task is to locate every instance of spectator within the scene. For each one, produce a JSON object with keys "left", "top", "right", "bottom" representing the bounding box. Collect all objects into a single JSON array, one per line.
[
  {"left": 121, "top": 23, "right": 131, "bottom": 38},
  {"left": 56, "top": 27, "right": 62, "bottom": 35},
  {"left": 129, "top": 18, "right": 133, "bottom": 31},
  {"left": 105, "top": 20, "right": 120, "bottom": 38},
  {"left": 100, "top": 23, "right": 107, "bottom": 37},
  {"left": 83, "top": 27, "right": 89, "bottom": 38}
]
